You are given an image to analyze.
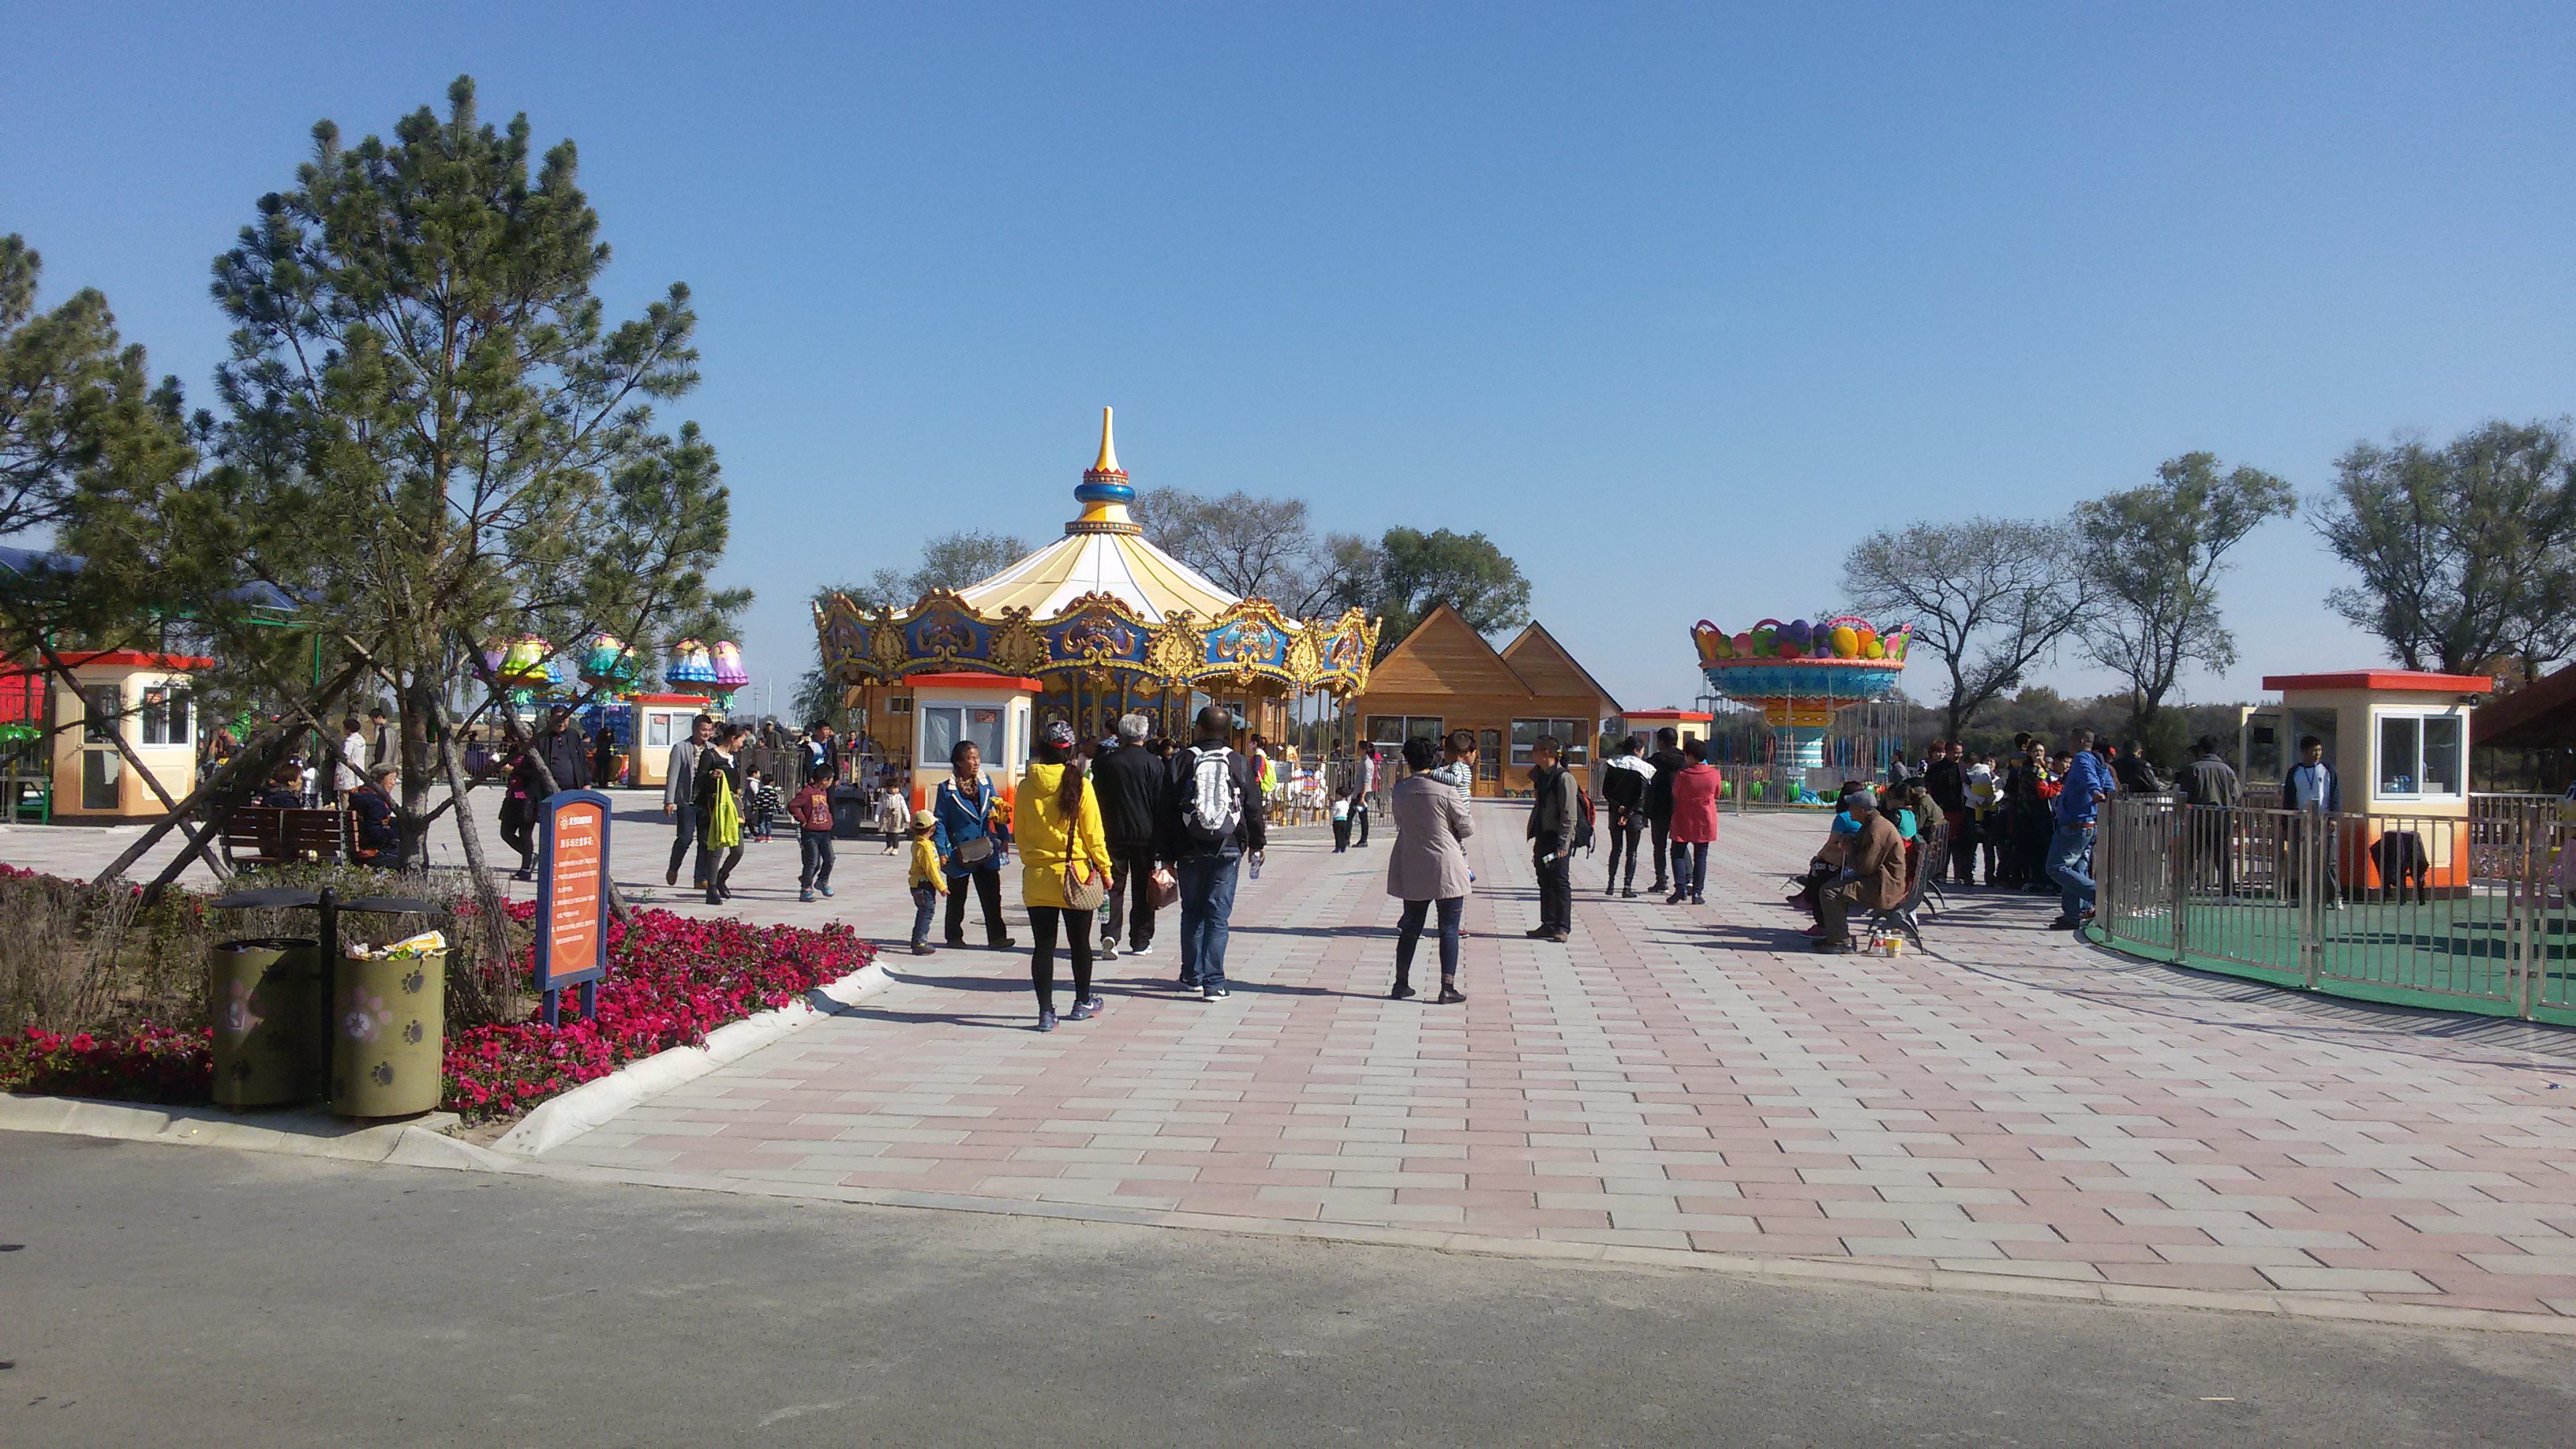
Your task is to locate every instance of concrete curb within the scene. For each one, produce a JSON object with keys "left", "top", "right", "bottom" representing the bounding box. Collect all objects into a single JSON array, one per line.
[
  {"left": 509, "top": 1159, "right": 2576, "bottom": 1339},
  {"left": 491, "top": 960, "right": 892, "bottom": 1156},
  {"left": 0, "top": 1094, "right": 511, "bottom": 1169}
]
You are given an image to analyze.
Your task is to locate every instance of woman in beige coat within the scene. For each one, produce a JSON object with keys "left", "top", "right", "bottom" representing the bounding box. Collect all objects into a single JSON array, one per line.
[{"left": 1386, "top": 735, "right": 1475, "bottom": 1002}]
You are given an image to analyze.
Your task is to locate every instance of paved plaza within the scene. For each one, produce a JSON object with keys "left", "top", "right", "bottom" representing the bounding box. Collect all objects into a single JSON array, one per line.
[{"left": 12, "top": 796, "right": 2576, "bottom": 1324}]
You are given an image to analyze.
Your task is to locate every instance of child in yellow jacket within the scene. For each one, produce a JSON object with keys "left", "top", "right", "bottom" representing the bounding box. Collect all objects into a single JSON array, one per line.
[{"left": 906, "top": 809, "right": 945, "bottom": 956}]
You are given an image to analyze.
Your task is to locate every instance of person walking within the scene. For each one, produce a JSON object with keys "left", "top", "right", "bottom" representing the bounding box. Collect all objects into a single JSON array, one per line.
[
  {"left": 695, "top": 723, "right": 747, "bottom": 905},
  {"left": 590, "top": 722, "right": 619, "bottom": 790},
  {"left": 1664, "top": 737, "right": 1722, "bottom": 906},
  {"left": 801, "top": 721, "right": 841, "bottom": 788},
  {"left": 2179, "top": 736, "right": 2240, "bottom": 897},
  {"left": 1599, "top": 735, "right": 1652, "bottom": 898},
  {"left": 1350, "top": 747, "right": 1378, "bottom": 847},
  {"left": 663, "top": 713, "right": 714, "bottom": 889},
  {"left": 1526, "top": 734, "right": 1579, "bottom": 942},
  {"left": 1017, "top": 721, "right": 1114, "bottom": 1032},
  {"left": 1093, "top": 713, "right": 1167, "bottom": 961},
  {"left": 790, "top": 769, "right": 836, "bottom": 903},
  {"left": 2046, "top": 727, "right": 2117, "bottom": 930},
  {"left": 1159, "top": 704, "right": 1264, "bottom": 1000},
  {"left": 1964, "top": 751, "right": 1999, "bottom": 886},
  {"left": 533, "top": 703, "right": 591, "bottom": 796},
  {"left": 1642, "top": 728, "right": 1687, "bottom": 896},
  {"left": 933, "top": 739, "right": 1016, "bottom": 949},
  {"left": 1387, "top": 734, "right": 1474, "bottom": 1002}
]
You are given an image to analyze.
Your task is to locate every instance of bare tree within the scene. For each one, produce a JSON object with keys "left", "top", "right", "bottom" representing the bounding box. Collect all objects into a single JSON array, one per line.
[
  {"left": 1843, "top": 517, "right": 2097, "bottom": 741},
  {"left": 2078, "top": 452, "right": 2295, "bottom": 745},
  {"left": 1133, "top": 489, "right": 1320, "bottom": 601}
]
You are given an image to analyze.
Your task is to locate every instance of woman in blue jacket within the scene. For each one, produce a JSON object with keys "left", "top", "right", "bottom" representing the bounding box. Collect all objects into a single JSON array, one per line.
[{"left": 932, "top": 739, "right": 1017, "bottom": 949}]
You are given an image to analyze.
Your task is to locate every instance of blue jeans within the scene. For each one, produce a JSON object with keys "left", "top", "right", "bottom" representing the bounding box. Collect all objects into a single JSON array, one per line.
[
  {"left": 1176, "top": 853, "right": 1241, "bottom": 987},
  {"left": 799, "top": 830, "right": 833, "bottom": 891},
  {"left": 1395, "top": 897, "right": 1463, "bottom": 984},
  {"left": 2048, "top": 823, "right": 2096, "bottom": 920},
  {"left": 910, "top": 885, "right": 938, "bottom": 946}
]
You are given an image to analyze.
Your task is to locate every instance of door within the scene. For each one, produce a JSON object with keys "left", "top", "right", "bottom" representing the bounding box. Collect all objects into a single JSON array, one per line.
[{"left": 80, "top": 684, "right": 122, "bottom": 811}]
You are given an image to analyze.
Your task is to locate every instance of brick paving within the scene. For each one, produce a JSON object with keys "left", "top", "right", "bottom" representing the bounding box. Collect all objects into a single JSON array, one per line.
[
  {"left": 515, "top": 799, "right": 2576, "bottom": 1321},
  {"left": 14, "top": 796, "right": 2576, "bottom": 1318}
]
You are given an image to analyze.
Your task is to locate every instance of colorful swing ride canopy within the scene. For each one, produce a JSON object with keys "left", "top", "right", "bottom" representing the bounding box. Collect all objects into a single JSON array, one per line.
[
  {"left": 814, "top": 410, "right": 1380, "bottom": 697},
  {"left": 1691, "top": 615, "right": 1911, "bottom": 728}
]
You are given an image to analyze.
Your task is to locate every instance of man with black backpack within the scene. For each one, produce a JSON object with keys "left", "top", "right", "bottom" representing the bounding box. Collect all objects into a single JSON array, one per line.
[{"left": 1159, "top": 705, "right": 1267, "bottom": 1000}]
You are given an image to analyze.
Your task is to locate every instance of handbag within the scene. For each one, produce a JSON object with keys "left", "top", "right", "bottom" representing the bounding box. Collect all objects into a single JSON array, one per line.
[
  {"left": 1147, "top": 865, "right": 1180, "bottom": 910},
  {"left": 953, "top": 833, "right": 992, "bottom": 865},
  {"left": 1062, "top": 859, "right": 1108, "bottom": 912}
]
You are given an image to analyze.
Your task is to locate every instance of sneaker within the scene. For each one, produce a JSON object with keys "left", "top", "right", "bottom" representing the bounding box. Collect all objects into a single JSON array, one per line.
[
  {"left": 1690, "top": 895, "right": 1705, "bottom": 907},
  {"left": 1177, "top": 975, "right": 1200, "bottom": 990},
  {"left": 1622, "top": 888, "right": 1638, "bottom": 899},
  {"left": 1389, "top": 981, "right": 1417, "bottom": 1000},
  {"left": 1811, "top": 939, "right": 1856, "bottom": 954},
  {"left": 1080, "top": 995, "right": 1106, "bottom": 1017},
  {"left": 1543, "top": 930, "right": 1570, "bottom": 943},
  {"left": 911, "top": 942, "right": 935, "bottom": 956},
  {"left": 1436, "top": 985, "right": 1466, "bottom": 1004},
  {"left": 1036, "top": 1008, "right": 1058, "bottom": 1032},
  {"left": 2047, "top": 916, "right": 2079, "bottom": 930},
  {"left": 946, "top": 937, "right": 968, "bottom": 949},
  {"left": 818, "top": 885, "right": 833, "bottom": 898},
  {"left": 1067, "top": 999, "right": 1096, "bottom": 1022},
  {"left": 799, "top": 889, "right": 814, "bottom": 903},
  {"left": 513, "top": 867, "right": 534, "bottom": 882},
  {"left": 991, "top": 938, "right": 1017, "bottom": 949},
  {"left": 1200, "top": 983, "right": 1230, "bottom": 1001},
  {"left": 1099, "top": 945, "right": 1118, "bottom": 962},
  {"left": 1129, "top": 942, "right": 1152, "bottom": 957},
  {"left": 1524, "top": 927, "right": 1555, "bottom": 939},
  {"left": 1665, "top": 890, "right": 1687, "bottom": 905}
]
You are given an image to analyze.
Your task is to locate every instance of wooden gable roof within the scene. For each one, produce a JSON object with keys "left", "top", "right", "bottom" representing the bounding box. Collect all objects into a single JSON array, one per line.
[
  {"left": 1500, "top": 621, "right": 1621, "bottom": 712},
  {"left": 1363, "top": 603, "right": 1535, "bottom": 698}
]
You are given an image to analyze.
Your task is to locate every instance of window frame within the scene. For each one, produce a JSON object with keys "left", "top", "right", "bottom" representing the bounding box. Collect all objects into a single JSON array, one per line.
[{"left": 2372, "top": 707, "right": 2466, "bottom": 799}]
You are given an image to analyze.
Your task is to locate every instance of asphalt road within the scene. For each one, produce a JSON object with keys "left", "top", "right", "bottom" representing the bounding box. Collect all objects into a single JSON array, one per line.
[{"left": 4, "top": 1134, "right": 2573, "bottom": 1448}]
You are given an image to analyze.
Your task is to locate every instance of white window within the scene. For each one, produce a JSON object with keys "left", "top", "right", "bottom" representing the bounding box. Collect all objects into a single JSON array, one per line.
[
  {"left": 2376, "top": 710, "right": 2464, "bottom": 798},
  {"left": 646, "top": 712, "right": 672, "bottom": 750},
  {"left": 1510, "top": 719, "right": 1590, "bottom": 768}
]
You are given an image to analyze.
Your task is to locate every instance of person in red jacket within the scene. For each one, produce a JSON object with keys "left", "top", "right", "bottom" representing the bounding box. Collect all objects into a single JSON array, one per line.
[{"left": 1664, "top": 737, "right": 1723, "bottom": 906}]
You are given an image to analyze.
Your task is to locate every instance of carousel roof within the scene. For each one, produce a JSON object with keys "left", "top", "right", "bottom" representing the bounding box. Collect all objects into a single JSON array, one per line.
[{"left": 955, "top": 409, "right": 1238, "bottom": 624}]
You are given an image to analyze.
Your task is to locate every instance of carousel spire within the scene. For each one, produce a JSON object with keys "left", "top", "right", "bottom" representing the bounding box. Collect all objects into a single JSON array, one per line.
[{"left": 1070, "top": 405, "right": 1139, "bottom": 534}]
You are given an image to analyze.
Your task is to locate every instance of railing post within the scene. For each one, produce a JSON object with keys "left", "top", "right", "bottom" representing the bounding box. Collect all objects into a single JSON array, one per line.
[
  {"left": 2299, "top": 812, "right": 2322, "bottom": 990},
  {"left": 2170, "top": 799, "right": 2189, "bottom": 964}
]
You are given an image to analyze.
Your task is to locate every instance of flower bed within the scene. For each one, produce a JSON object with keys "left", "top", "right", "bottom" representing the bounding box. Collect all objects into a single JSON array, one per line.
[{"left": 2, "top": 877, "right": 875, "bottom": 1125}]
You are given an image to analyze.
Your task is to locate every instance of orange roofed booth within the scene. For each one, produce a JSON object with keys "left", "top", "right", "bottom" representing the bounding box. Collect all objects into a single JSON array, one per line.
[
  {"left": 43, "top": 650, "right": 212, "bottom": 819},
  {"left": 2245, "top": 670, "right": 2492, "bottom": 895}
]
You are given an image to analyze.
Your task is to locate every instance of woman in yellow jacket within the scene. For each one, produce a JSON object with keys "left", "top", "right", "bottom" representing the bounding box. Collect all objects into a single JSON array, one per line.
[{"left": 1018, "top": 719, "right": 1116, "bottom": 1032}]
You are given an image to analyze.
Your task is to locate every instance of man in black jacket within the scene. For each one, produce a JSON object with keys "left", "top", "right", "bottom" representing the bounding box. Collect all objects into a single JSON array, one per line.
[
  {"left": 1158, "top": 706, "right": 1266, "bottom": 1001},
  {"left": 1642, "top": 728, "right": 1687, "bottom": 896},
  {"left": 1923, "top": 740, "right": 1972, "bottom": 885},
  {"left": 1599, "top": 734, "right": 1653, "bottom": 897},
  {"left": 1526, "top": 736, "right": 1578, "bottom": 942},
  {"left": 532, "top": 705, "right": 591, "bottom": 796},
  {"left": 1093, "top": 713, "right": 1168, "bottom": 961}
]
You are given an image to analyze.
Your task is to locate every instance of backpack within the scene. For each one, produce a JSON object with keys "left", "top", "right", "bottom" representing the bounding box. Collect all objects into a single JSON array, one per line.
[
  {"left": 1181, "top": 745, "right": 1244, "bottom": 845},
  {"left": 1574, "top": 786, "right": 1597, "bottom": 853}
]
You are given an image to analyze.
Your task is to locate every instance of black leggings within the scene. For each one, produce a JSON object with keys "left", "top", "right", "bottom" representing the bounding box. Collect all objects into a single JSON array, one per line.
[{"left": 1028, "top": 906, "right": 1094, "bottom": 1010}]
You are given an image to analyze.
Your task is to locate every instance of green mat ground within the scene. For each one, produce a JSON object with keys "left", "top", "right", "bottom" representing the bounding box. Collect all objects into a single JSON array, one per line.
[{"left": 2097, "top": 893, "right": 2576, "bottom": 1026}]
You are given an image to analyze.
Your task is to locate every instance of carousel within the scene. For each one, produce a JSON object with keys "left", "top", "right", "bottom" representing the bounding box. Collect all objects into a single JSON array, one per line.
[{"left": 814, "top": 410, "right": 1380, "bottom": 796}]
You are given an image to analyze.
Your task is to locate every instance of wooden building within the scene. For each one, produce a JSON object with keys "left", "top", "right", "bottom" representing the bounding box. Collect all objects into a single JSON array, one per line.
[{"left": 1348, "top": 605, "right": 1621, "bottom": 796}]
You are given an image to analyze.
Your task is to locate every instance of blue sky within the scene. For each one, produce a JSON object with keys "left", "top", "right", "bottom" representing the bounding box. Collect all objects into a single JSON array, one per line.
[{"left": 6, "top": 4, "right": 2572, "bottom": 715}]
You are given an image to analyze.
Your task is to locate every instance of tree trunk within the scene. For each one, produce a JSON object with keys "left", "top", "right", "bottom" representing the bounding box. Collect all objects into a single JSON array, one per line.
[{"left": 427, "top": 690, "right": 514, "bottom": 942}]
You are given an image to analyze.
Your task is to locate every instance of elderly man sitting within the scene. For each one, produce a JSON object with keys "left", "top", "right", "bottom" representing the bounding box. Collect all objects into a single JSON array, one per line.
[{"left": 1814, "top": 787, "right": 1907, "bottom": 953}]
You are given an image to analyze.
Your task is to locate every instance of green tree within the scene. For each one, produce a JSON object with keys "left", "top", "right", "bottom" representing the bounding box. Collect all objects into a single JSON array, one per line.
[
  {"left": 1842, "top": 517, "right": 2097, "bottom": 742},
  {"left": 2315, "top": 421, "right": 2576, "bottom": 677},
  {"left": 189, "top": 77, "right": 743, "bottom": 878},
  {"left": 2077, "top": 452, "right": 2295, "bottom": 747},
  {"left": 909, "top": 530, "right": 1028, "bottom": 595},
  {"left": 1362, "top": 526, "right": 1530, "bottom": 654}
]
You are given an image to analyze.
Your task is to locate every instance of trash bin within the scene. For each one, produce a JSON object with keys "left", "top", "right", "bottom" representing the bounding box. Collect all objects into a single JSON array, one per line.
[
  {"left": 329, "top": 948, "right": 445, "bottom": 1118},
  {"left": 208, "top": 937, "right": 321, "bottom": 1108},
  {"left": 830, "top": 784, "right": 876, "bottom": 841}
]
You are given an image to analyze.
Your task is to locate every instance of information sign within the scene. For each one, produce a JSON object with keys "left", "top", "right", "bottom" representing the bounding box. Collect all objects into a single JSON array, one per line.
[{"left": 534, "top": 789, "right": 612, "bottom": 1023}]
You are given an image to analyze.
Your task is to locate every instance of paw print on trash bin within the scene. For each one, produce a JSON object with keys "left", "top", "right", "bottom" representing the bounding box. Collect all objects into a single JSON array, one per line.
[{"left": 343, "top": 987, "right": 391, "bottom": 1043}]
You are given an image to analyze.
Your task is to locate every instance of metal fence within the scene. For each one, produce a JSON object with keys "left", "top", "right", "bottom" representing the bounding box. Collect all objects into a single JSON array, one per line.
[{"left": 2095, "top": 795, "right": 2576, "bottom": 1024}]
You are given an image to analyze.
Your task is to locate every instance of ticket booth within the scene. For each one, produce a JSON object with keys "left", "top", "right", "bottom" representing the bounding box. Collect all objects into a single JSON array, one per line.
[
  {"left": 893, "top": 673, "right": 1038, "bottom": 805},
  {"left": 623, "top": 693, "right": 720, "bottom": 791},
  {"left": 47, "top": 651, "right": 211, "bottom": 819},
  {"left": 2246, "top": 670, "right": 2492, "bottom": 895},
  {"left": 1619, "top": 710, "right": 1713, "bottom": 751}
]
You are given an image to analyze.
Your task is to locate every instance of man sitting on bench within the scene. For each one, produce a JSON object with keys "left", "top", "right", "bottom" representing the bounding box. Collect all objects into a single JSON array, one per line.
[
  {"left": 1813, "top": 788, "right": 1906, "bottom": 954},
  {"left": 350, "top": 766, "right": 400, "bottom": 867}
]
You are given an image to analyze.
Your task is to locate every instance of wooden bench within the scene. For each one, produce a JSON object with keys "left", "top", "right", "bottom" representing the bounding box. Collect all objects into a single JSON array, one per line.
[{"left": 222, "top": 805, "right": 350, "bottom": 868}]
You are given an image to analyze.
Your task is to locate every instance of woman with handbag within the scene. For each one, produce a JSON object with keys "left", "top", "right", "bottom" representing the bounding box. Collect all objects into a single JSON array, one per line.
[
  {"left": 1017, "top": 721, "right": 1114, "bottom": 1032},
  {"left": 695, "top": 724, "right": 747, "bottom": 904},
  {"left": 933, "top": 740, "right": 1016, "bottom": 949}
]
